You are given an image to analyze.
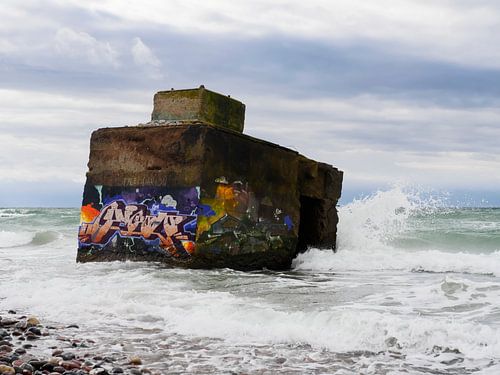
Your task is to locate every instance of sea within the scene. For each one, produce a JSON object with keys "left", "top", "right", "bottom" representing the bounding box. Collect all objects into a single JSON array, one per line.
[{"left": 1, "top": 187, "right": 499, "bottom": 374}]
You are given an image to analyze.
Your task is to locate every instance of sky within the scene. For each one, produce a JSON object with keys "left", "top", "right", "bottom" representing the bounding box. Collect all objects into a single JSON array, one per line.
[{"left": 1, "top": 0, "right": 499, "bottom": 207}]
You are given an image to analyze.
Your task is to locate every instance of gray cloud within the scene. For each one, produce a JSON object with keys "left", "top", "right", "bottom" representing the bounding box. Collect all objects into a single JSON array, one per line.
[{"left": 1, "top": 1, "right": 499, "bottom": 206}]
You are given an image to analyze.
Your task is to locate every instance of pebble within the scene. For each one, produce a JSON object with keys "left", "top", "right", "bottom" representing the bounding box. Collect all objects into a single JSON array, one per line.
[
  {"left": 128, "top": 356, "right": 142, "bottom": 365},
  {"left": 42, "top": 362, "right": 55, "bottom": 371},
  {"left": 25, "top": 332, "right": 38, "bottom": 340},
  {"left": 20, "top": 362, "right": 35, "bottom": 372},
  {"left": 60, "top": 360, "right": 81, "bottom": 370},
  {"left": 27, "top": 327, "right": 41, "bottom": 336},
  {"left": 61, "top": 352, "right": 76, "bottom": 360},
  {"left": 0, "top": 364, "right": 15, "bottom": 375},
  {"left": 0, "top": 344, "right": 13, "bottom": 352},
  {"left": 89, "top": 368, "right": 108, "bottom": 375},
  {"left": 0, "top": 319, "right": 18, "bottom": 326},
  {"left": 28, "top": 360, "right": 46, "bottom": 370},
  {"left": 26, "top": 316, "right": 40, "bottom": 327},
  {"left": 12, "top": 359, "right": 24, "bottom": 367},
  {"left": 52, "top": 365, "right": 66, "bottom": 373},
  {"left": 14, "top": 320, "right": 27, "bottom": 330},
  {"left": 48, "top": 357, "right": 61, "bottom": 365}
]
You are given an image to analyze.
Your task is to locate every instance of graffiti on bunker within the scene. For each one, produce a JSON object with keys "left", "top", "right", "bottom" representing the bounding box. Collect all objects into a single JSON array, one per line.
[
  {"left": 79, "top": 185, "right": 199, "bottom": 257},
  {"left": 197, "top": 177, "right": 294, "bottom": 253}
]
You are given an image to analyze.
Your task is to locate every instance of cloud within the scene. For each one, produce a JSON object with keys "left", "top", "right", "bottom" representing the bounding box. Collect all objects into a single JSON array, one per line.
[
  {"left": 0, "top": 39, "right": 16, "bottom": 54},
  {"left": 72, "top": 0, "right": 500, "bottom": 69},
  {"left": 131, "top": 37, "right": 161, "bottom": 68},
  {"left": 130, "top": 36, "right": 163, "bottom": 78},
  {"left": 1, "top": 1, "right": 500, "bottom": 206},
  {"left": 54, "top": 27, "right": 119, "bottom": 67}
]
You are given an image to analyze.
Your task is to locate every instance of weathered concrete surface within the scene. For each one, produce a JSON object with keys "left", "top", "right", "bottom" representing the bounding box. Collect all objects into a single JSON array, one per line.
[
  {"left": 152, "top": 86, "right": 245, "bottom": 133},
  {"left": 77, "top": 88, "right": 343, "bottom": 270}
]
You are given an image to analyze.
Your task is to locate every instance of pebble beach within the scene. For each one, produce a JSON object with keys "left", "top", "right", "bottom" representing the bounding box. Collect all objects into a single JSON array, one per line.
[{"left": 0, "top": 312, "right": 151, "bottom": 375}]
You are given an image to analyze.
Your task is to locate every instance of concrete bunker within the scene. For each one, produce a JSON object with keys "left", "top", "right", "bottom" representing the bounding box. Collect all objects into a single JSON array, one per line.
[{"left": 77, "top": 86, "right": 343, "bottom": 270}]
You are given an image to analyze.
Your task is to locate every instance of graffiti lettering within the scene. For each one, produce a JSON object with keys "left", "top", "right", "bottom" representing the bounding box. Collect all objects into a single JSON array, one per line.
[{"left": 79, "top": 200, "right": 196, "bottom": 255}]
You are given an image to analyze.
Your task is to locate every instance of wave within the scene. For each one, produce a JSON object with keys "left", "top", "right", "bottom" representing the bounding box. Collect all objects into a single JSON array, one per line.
[
  {"left": 293, "top": 247, "right": 500, "bottom": 276},
  {"left": 293, "top": 185, "right": 500, "bottom": 275},
  {"left": 0, "top": 230, "right": 61, "bottom": 248},
  {"left": 336, "top": 185, "right": 446, "bottom": 252},
  {"left": 2, "top": 264, "right": 498, "bottom": 361},
  {"left": 0, "top": 208, "right": 39, "bottom": 218}
]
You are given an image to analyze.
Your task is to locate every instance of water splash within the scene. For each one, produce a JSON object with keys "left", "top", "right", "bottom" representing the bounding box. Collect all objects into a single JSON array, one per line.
[
  {"left": 293, "top": 185, "right": 500, "bottom": 274},
  {"left": 338, "top": 184, "right": 444, "bottom": 251}
]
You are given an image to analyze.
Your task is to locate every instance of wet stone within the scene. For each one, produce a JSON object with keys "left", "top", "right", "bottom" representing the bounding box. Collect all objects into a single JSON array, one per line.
[
  {"left": 60, "top": 360, "right": 80, "bottom": 370},
  {"left": 26, "top": 317, "right": 40, "bottom": 327},
  {"left": 28, "top": 360, "right": 46, "bottom": 370},
  {"left": 0, "top": 319, "right": 18, "bottom": 327},
  {"left": 42, "top": 363, "right": 55, "bottom": 371},
  {"left": 0, "top": 345, "right": 12, "bottom": 352},
  {"left": 48, "top": 357, "right": 60, "bottom": 365},
  {"left": 61, "top": 353, "right": 75, "bottom": 361},
  {"left": 20, "top": 362, "right": 35, "bottom": 372},
  {"left": 0, "top": 364, "right": 15, "bottom": 374},
  {"left": 52, "top": 366, "right": 66, "bottom": 373},
  {"left": 89, "top": 368, "right": 108, "bottom": 374},
  {"left": 27, "top": 328, "right": 41, "bottom": 336},
  {"left": 128, "top": 356, "right": 142, "bottom": 365},
  {"left": 14, "top": 321, "right": 27, "bottom": 330}
]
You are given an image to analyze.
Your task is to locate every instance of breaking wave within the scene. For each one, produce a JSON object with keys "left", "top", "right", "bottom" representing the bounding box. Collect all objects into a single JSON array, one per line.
[
  {"left": 294, "top": 186, "right": 500, "bottom": 275},
  {"left": 0, "top": 230, "right": 61, "bottom": 248}
]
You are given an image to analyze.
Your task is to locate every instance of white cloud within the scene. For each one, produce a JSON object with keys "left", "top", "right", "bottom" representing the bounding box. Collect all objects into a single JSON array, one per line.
[
  {"left": 242, "top": 93, "right": 500, "bottom": 190},
  {"left": 0, "top": 38, "right": 16, "bottom": 54},
  {"left": 131, "top": 37, "right": 161, "bottom": 68},
  {"left": 72, "top": 0, "right": 500, "bottom": 68},
  {"left": 0, "top": 88, "right": 151, "bottom": 183},
  {"left": 54, "top": 27, "right": 119, "bottom": 67}
]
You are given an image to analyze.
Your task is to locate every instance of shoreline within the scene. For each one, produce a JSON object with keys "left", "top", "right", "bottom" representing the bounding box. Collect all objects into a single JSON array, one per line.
[{"left": 0, "top": 311, "right": 157, "bottom": 375}]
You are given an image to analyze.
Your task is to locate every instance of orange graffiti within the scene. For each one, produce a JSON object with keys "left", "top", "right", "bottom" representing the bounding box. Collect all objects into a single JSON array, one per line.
[
  {"left": 80, "top": 203, "right": 100, "bottom": 223},
  {"left": 182, "top": 240, "right": 196, "bottom": 254}
]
